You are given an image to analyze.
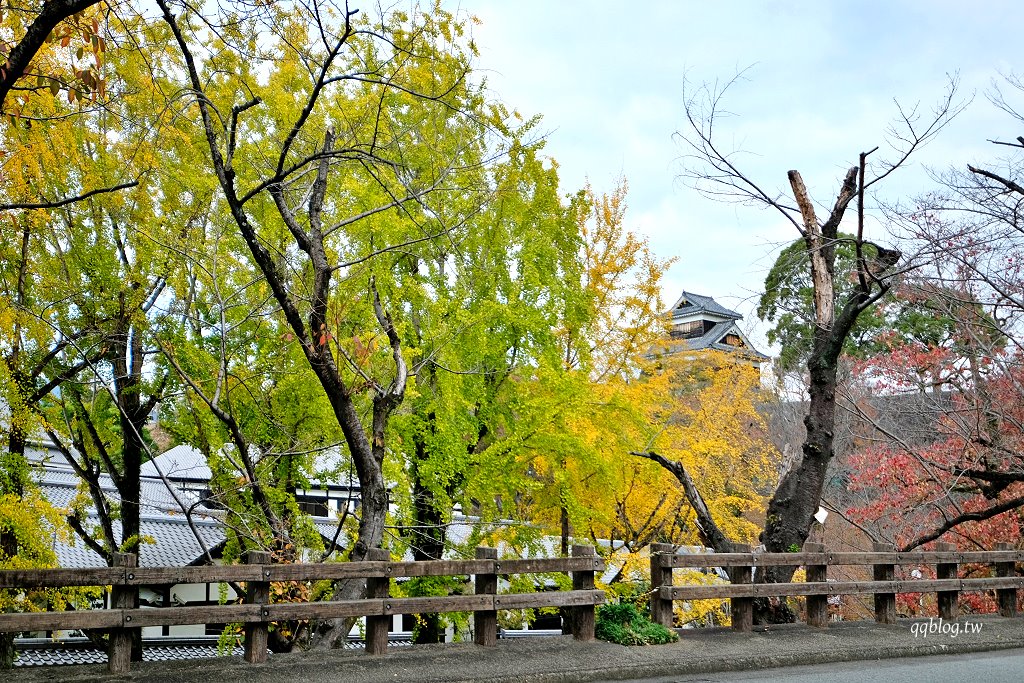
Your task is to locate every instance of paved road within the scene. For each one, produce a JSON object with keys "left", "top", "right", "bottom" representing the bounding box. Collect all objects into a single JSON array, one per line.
[{"left": 617, "top": 648, "right": 1024, "bottom": 683}]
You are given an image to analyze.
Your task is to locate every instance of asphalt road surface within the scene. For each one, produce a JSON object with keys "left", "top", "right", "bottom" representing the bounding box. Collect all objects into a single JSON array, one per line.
[{"left": 616, "top": 648, "right": 1024, "bottom": 683}]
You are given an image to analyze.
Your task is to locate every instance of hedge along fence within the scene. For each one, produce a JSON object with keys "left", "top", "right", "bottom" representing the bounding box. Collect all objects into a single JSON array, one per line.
[
  {"left": 0, "top": 545, "right": 605, "bottom": 674},
  {"left": 649, "top": 541, "right": 1023, "bottom": 630}
]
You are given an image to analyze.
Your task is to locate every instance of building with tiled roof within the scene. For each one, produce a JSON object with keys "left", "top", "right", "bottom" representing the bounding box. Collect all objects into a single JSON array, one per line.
[
  {"left": 665, "top": 291, "right": 769, "bottom": 367},
  {"left": 22, "top": 437, "right": 356, "bottom": 644}
]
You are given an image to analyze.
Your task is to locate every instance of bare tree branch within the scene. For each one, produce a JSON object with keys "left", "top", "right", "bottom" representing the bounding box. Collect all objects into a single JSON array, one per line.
[{"left": 0, "top": 179, "right": 139, "bottom": 212}]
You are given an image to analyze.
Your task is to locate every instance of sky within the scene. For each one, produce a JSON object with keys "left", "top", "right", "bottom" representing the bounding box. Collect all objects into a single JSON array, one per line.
[{"left": 448, "top": 1, "right": 1021, "bottom": 352}]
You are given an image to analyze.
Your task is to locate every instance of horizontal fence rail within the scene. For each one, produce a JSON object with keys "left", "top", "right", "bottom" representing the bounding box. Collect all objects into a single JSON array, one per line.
[
  {"left": 0, "top": 545, "right": 605, "bottom": 674},
  {"left": 649, "top": 541, "right": 1021, "bottom": 632},
  {"left": 0, "top": 555, "right": 606, "bottom": 589}
]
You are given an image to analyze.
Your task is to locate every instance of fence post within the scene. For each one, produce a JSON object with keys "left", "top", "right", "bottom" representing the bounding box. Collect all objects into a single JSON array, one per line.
[
  {"left": 474, "top": 547, "right": 498, "bottom": 646},
  {"left": 108, "top": 552, "right": 137, "bottom": 674},
  {"left": 803, "top": 542, "right": 828, "bottom": 627},
  {"left": 995, "top": 542, "right": 1018, "bottom": 618},
  {"left": 872, "top": 542, "right": 896, "bottom": 624},
  {"left": 649, "top": 542, "right": 674, "bottom": 629},
  {"left": 935, "top": 541, "right": 958, "bottom": 620},
  {"left": 365, "top": 548, "right": 391, "bottom": 655},
  {"left": 729, "top": 544, "right": 753, "bottom": 633},
  {"left": 243, "top": 550, "right": 271, "bottom": 664},
  {"left": 571, "top": 545, "right": 597, "bottom": 641}
]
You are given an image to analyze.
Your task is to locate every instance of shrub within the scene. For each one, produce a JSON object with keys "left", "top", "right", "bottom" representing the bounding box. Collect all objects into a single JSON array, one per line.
[{"left": 595, "top": 602, "right": 679, "bottom": 646}]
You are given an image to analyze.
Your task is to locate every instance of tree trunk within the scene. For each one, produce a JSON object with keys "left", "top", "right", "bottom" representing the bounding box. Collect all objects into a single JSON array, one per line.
[
  {"left": 407, "top": 429, "right": 449, "bottom": 644},
  {"left": 1, "top": 422, "right": 28, "bottom": 669}
]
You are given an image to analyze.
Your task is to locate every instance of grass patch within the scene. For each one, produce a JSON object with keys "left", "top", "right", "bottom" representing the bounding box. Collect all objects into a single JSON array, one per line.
[{"left": 595, "top": 602, "right": 679, "bottom": 646}]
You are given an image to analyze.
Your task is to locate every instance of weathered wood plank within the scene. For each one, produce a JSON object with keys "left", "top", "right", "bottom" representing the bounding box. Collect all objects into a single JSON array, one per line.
[
  {"left": 4, "top": 550, "right": 1016, "bottom": 593},
  {"left": 499, "top": 557, "right": 605, "bottom": 574},
  {"left": 264, "top": 561, "right": 390, "bottom": 581},
  {"left": 0, "top": 609, "right": 123, "bottom": 632},
  {"left": 936, "top": 542, "right": 959, "bottom": 620},
  {"left": 495, "top": 590, "right": 605, "bottom": 611},
  {"left": 365, "top": 549, "right": 390, "bottom": 656},
  {"left": 649, "top": 543, "right": 675, "bottom": 629},
  {"left": 267, "top": 599, "right": 384, "bottom": 621},
  {"left": 474, "top": 547, "right": 498, "bottom": 647},
  {"left": 662, "top": 552, "right": 752, "bottom": 568},
  {"left": 128, "top": 565, "right": 264, "bottom": 585},
  {"left": 661, "top": 550, "right": 1024, "bottom": 568},
  {"left": 849, "top": 551, "right": 1023, "bottom": 564},
  {"left": 662, "top": 552, "right": 749, "bottom": 568},
  {"left": 385, "top": 560, "right": 495, "bottom": 578},
  {"left": 664, "top": 576, "right": 1024, "bottom": 600},
  {"left": 996, "top": 542, "right": 1018, "bottom": 618},
  {"left": 123, "top": 604, "right": 262, "bottom": 628},
  {"left": 571, "top": 545, "right": 597, "bottom": 642},
  {"left": 663, "top": 553, "right": 828, "bottom": 568},
  {"left": 873, "top": 542, "right": 896, "bottom": 625},
  {"left": 243, "top": 550, "right": 271, "bottom": 664},
  {"left": 0, "top": 567, "right": 124, "bottom": 588},
  {"left": 665, "top": 581, "right": 890, "bottom": 600},
  {"left": 108, "top": 553, "right": 137, "bottom": 674},
  {"left": 385, "top": 594, "right": 494, "bottom": 615},
  {"left": 804, "top": 543, "right": 828, "bottom": 628},
  {"left": 729, "top": 544, "right": 753, "bottom": 633}
]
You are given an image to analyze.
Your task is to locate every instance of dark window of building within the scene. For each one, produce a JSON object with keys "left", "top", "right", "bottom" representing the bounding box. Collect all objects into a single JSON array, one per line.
[
  {"left": 672, "top": 320, "right": 705, "bottom": 339},
  {"left": 200, "top": 488, "right": 224, "bottom": 510},
  {"left": 401, "top": 613, "right": 416, "bottom": 632},
  {"left": 531, "top": 612, "right": 562, "bottom": 630},
  {"left": 205, "top": 623, "right": 226, "bottom": 636},
  {"left": 296, "top": 496, "right": 329, "bottom": 517}
]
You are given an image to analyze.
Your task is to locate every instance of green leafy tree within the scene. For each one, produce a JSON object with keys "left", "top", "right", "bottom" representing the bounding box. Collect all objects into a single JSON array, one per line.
[
  {"left": 386, "top": 139, "right": 583, "bottom": 642},
  {"left": 759, "top": 236, "right": 960, "bottom": 373}
]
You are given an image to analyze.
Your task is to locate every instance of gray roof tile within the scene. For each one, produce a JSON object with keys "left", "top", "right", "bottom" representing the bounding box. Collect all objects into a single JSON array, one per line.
[
  {"left": 680, "top": 321, "right": 770, "bottom": 360},
  {"left": 48, "top": 511, "right": 226, "bottom": 568},
  {"left": 14, "top": 639, "right": 248, "bottom": 667},
  {"left": 669, "top": 291, "right": 742, "bottom": 320}
]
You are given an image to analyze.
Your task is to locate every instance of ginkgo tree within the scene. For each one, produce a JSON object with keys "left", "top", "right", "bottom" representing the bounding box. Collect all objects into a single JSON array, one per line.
[
  {"left": 146, "top": 0, "right": 601, "bottom": 647},
  {"left": 382, "top": 138, "right": 587, "bottom": 642},
  {"left": 153, "top": 0, "right": 485, "bottom": 575},
  {"left": 538, "top": 179, "right": 674, "bottom": 554},
  {"left": 517, "top": 179, "right": 776, "bottom": 583},
  {"left": 0, "top": 15, "right": 183, "bottom": 662}
]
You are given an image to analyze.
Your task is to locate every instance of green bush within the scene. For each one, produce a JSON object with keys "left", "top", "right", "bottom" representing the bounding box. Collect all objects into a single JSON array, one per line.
[{"left": 595, "top": 602, "right": 679, "bottom": 646}]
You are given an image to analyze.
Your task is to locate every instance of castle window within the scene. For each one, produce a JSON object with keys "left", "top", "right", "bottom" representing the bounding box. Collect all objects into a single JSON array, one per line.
[{"left": 672, "top": 320, "right": 705, "bottom": 339}]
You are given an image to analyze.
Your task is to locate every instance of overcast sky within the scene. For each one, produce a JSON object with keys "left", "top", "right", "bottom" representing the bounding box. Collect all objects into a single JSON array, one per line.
[{"left": 452, "top": 1, "right": 1020, "bottom": 352}]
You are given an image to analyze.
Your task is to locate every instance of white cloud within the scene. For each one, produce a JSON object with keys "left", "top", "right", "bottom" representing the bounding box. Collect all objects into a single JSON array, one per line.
[{"left": 455, "top": 0, "right": 1023, "bottom": 357}]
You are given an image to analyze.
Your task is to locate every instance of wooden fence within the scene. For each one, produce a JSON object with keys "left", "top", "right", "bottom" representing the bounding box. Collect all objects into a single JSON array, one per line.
[
  {"left": 650, "top": 541, "right": 1023, "bottom": 630},
  {"left": 7, "top": 540, "right": 1024, "bottom": 674},
  {"left": 0, "top": 545, "right": 605, "bottom": 673}
]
